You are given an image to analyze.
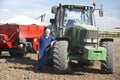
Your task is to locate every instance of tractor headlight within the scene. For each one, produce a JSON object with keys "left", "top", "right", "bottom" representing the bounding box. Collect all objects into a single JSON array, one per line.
[
  {"left": 84, "top": 39, "right": 92, "bottom": 43},
  {"left": 93, "top": 39, "right": 98, "bottom": 43},
  {"left": 84, "top": 39, "right": 98, "bottom": 43}
]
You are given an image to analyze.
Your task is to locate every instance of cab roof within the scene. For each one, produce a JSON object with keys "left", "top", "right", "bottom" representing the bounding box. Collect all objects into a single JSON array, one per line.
[{"left": 61, "top": 4, "right": 93, "bottom": 9}]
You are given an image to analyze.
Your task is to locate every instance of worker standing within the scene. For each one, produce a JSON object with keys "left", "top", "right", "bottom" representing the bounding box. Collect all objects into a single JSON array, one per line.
[{"left": 36, "top": 27, "right": 55, "bottom": 71}]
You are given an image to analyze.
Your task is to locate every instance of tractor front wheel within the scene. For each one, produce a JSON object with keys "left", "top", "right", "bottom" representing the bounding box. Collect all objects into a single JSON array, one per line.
[
  {"left": 100, "top": 41, "right": 114, "bottom": 74},
  {"left": 52, "top": 40, "right": 70, "bottom": 74}
]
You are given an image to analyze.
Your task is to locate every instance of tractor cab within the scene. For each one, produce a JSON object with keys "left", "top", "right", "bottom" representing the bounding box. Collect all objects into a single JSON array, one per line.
[
  {"left": 53, "top": 5, "right": 93, "bottom": 26},
  {"left": 50, "top": 4, "right": 103, "bottom": 37}
]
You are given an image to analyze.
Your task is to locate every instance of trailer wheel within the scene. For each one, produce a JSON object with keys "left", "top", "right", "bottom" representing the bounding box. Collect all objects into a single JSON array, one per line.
[
  {"left": 9, "top": 50, "right": 27, "bottom": 57},
  {"left": 9, "top": 45, "right": 27, "bottom": 57},
  {"left": 100, "top": 41, "right": 114, "bottom": 74},
  {"left": 0, "top": 49, "right": 2, "bottom": 56},
  {"left": 52, "top": 41, "right": 70, "bottom": 74}
]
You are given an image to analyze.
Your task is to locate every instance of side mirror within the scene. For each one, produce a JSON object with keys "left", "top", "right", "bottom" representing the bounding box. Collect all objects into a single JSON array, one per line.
[
  {"left": 93, "top": 2, "right": 104, "bottom": 17},
  {"left": 51, "top": 6, "right": 57, "bottom": 14},
  {"left": 50, "top": 19, "right": 55, "bottom": 24},
  {"left": 99, "top": 8, "right": 103, "bottom": 17}
]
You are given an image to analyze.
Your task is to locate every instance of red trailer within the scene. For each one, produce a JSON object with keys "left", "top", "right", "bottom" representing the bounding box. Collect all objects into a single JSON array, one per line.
[{"left": 0, "top": 16, "right": 45, "bottom": 57}]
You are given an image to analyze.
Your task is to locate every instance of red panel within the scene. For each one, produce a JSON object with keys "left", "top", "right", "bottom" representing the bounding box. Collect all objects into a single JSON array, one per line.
[
  {"left": 19, "top": 24, "right": 45, "bottom": 38},
  {"left": 0, "top": 24, "right": 19, "bottom": 48}
]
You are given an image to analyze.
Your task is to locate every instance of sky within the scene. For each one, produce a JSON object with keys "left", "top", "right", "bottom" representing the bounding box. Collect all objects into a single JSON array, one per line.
[{"left": 0, "top": 0, "right": 120, "bottom": 29}]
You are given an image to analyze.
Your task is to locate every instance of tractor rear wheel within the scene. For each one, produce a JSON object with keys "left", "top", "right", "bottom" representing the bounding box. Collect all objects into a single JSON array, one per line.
[
  {"left": 100, "top": 41, "right": 114, "bottom": 74},
  {"left": 52, "top": 40, "right": 70, "bottom": 74}
]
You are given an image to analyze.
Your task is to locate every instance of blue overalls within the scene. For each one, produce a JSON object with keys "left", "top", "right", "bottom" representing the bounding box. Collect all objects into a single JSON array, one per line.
[{"left": 36, "top": 35, "right": 55, "bottom": 71}]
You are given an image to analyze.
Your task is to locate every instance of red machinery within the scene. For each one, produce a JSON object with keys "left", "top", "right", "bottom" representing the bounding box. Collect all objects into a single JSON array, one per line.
[{"left": 0, "top": 16, "right": 45, "bottom": 57}]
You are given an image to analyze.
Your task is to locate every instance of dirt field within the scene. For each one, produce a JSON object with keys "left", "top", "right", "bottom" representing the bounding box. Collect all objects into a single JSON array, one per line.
[{"left": 0, "top": 38, "right": 120, "bottom": 80}]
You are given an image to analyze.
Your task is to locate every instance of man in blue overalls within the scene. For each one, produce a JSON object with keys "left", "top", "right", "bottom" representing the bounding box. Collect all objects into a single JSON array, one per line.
[{"left": 36, "top": 27, "right": 55, "bottom": 71}]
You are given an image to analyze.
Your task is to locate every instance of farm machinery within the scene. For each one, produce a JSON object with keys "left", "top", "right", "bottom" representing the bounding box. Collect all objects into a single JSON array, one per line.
[
  {"left": 48, "top": 3, "right": 114, "bottom": 74},
  {"left": 0, "top": 16, "right": 45, "bottom": 57}
]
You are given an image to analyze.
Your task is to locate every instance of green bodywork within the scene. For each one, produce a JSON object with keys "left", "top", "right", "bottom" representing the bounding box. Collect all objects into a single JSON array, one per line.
[
  {"left": 48, "top": 4, "right": 106, "bottom": 62},
  {"left": 69, "top": 46, "right": 106, "bottom": 61},
  {"left": 64, "top": 24, "right": 97, "bottom": 47},
  {"left": 83, "top": 46, "right": 106, "bottom": 60}
]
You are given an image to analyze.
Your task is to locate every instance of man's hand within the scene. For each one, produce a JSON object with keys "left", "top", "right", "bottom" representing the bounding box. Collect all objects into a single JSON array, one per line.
[
  {"left": 37, "top": 50, "right": 39, "bottom": 55},
  {"left": 50, "top": 41, "right": 55, "bottom": 48}
]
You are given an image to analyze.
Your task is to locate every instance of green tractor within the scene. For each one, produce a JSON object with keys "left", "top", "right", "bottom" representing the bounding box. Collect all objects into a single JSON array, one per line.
[{"left": 48, "top": 3, "right": 114, "bottom": 74}]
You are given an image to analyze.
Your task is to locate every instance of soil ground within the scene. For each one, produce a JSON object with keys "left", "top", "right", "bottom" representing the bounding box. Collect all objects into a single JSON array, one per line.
[{"left": 0, "top": 38, "right": 120, "bottom": 80}]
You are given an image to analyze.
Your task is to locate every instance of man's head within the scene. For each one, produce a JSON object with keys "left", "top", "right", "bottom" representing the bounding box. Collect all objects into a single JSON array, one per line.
[{"left": 44, "top": 27, "right": 51, "bottom": 36}]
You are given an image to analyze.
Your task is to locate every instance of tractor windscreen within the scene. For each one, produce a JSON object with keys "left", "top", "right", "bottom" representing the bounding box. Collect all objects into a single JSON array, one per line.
[{"left": 64, "top": 8, "right": 92, "bottom": 27}]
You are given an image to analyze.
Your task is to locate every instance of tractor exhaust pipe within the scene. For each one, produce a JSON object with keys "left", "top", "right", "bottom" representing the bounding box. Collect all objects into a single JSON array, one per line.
[{"left": 58, "top": 3, "right": 63, "bottom": 37}]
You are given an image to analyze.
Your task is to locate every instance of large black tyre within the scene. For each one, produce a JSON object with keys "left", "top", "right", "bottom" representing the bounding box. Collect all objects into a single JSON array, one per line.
[
  {"left": 100, "top": 41, "right": 114, "bottom": 74},
  {"left": 9, "top": 45, "right": 27, "bottom": 57},
  {"left": 9, "top": 51, "right": 26, "bottom": 57},
  {"left": 0, "top": 49, "right": 2, "bottom": 56},
  {"left": 52, "top": 41, "right": 70, "bottom": 74}
]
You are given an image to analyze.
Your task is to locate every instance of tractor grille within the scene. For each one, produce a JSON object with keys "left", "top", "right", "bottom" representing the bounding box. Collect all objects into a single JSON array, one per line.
[
  {"left": 85, "top": 30, "right": 98, "bottom": 39},
  {"left": 80, "top": 30, "right": 98, "bottom": 46}
]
